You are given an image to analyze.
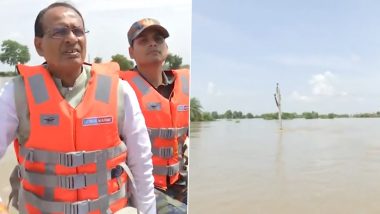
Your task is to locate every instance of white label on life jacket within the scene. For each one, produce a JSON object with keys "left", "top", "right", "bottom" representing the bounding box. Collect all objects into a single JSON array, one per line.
[
  {"left": 82, "top": 116, "right": 113, "bottom": 126},
  {"left": 177, "top": 105, "right": 189, "bottom": 112}
]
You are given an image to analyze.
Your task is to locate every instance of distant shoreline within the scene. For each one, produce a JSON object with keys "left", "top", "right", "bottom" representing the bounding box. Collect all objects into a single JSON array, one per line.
[{"left": 191, "top": 97, "right": 380, "bottom": 122}]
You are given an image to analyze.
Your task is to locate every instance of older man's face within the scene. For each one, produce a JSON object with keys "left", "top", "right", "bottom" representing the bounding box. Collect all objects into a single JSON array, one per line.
[
  {"left": 34, "top": 6, "right": 86, "bottom": 73},
  {"left": 129, "top": 28, "right": 168, "bottom": 66}
]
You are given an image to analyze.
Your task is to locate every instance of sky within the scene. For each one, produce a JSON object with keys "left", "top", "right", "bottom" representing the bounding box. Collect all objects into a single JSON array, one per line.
[
  {"left": 191, "top": 0, "right": 380, "bottom": 115},
  {"left": 0, "top": 0, "right": 191, "bottom": 69}
]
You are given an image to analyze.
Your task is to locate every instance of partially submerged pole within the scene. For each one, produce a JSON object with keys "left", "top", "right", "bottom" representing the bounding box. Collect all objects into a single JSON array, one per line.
[{"left": 274, "top": 83, "right": 283, "bottom": 130}]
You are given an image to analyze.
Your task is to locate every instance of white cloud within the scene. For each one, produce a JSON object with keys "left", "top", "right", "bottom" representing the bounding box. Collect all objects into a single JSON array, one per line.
[
  {"left": 291, "top": 71, "right": 348, "bottom": 103},
  {"left": 309, "top": 71, "right": 335, "bottom": 96},
  {"left": 309, "top": 71, "right": 347, "bottom": 97}
]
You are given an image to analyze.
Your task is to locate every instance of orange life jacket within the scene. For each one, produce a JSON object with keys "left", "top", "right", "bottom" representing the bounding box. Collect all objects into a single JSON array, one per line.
[
  {"left": 14, "top": 63, "right": 129, "bottom": 214},
  {"left": 119, "top": 69, "right": 189, "bottom": 189}
]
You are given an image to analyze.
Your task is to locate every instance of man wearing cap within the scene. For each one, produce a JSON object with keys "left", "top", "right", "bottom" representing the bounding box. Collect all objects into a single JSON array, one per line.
[{"left": 119, "top": 18, "right": 189, "bottom": 213}]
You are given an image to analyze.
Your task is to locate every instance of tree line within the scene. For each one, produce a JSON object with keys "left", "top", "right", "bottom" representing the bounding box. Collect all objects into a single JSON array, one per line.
[
  {"left": 190, "top": 97, "right": 380, "bottom": 122},
  {"left": 0, "top": 39, "right": 187, "bottom": 76},
  {"left": 190, "top": 97, "right": 254, "bottom": 122}
]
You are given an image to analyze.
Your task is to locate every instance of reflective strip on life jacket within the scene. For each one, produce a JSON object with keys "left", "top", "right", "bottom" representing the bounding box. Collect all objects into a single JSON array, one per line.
[
  {"left": 148, "top": 127, "right": 188, "bottom": 140},
  {"left": 28, "top": 74, "right": 49, "bottom": 104},
  {"left": 148, "top": 127, "right": 188, "bottom": 159},
  {"left": 19, "top": 143, "right": 126, "bottom": 167},
  {"left": 132, "top": 76, "right": 150, "bottom": 95},
  {"left": 153, "top": 162, "right": 180, "bottom": 176},
  {"left": 151, "top": 147, "right": 173, "bottom": 158},
  {"left": 28, "top": 73, "right": 113, "bottom": 106},
  {"left": 19, "top": 165, "right": 113, "bottom": 189},
  {"left": 95, "top": 74, "right": 112, "bottom": 103},
  {"left": 19, "top": 182, "right": 126, "bottom": 214},
  {"left": 180, "top": 75, "right": 189, "bottom": 95}
]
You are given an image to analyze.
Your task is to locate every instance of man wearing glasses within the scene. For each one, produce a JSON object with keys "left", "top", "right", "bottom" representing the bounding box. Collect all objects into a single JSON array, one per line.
[
  {"left": 0, "top": 2, "right": 155, "bottom": 214},
  {"left": 119, "top": 18, "right": 189, "bottom": 213}
]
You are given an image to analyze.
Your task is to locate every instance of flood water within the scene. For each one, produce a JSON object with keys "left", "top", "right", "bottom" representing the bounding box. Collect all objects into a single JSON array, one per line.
[{"left": 188, "top": 118, "right": 380, "bottom": 214}]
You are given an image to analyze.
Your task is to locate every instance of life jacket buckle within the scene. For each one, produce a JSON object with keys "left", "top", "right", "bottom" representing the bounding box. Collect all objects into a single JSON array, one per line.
[
  {"left": 63, "top": 200, "right": 89, "bottom": 214},
  {"left": 160, "top": 128, "right": 175, "bottom": 139},
  {"left": 25, "top": 150, "right": 34, "bottom": 162},
  {"left": 60, "top": 152, "right": 85, "bottom": 167},
  {"left": 160, "top": 147, "right": 173, "bottom": 158}
]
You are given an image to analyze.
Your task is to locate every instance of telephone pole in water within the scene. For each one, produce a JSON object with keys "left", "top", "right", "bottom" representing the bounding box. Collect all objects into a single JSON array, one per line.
[{"left": 274, "top": 83, "right": 283, "bottom": 130}]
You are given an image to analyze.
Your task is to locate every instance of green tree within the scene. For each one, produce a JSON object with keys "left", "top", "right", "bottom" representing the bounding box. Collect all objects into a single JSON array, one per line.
[
  {"left": 225, "top": 110, "right": 233, "bottom": 119},
  {"left": 211, "top": 111, "right": 219, "bottom": 119},
  {"left": 111, "top": 54, "right": 134, "bottom": 70},
  {"left": 302, "top": 111, "right": 319, "bottom": 119},
  {"left": 246, "top": 113, "right": 254, "bottom": 119},
  {"left": 202, "top": 112, "right": 214, "bottom": 121},
  {"left": 261, "top": 113, "right": 277, "bottom": 120},
  {"left": 327, "top": 113, "right": 335, "bottom": 119},
  {"left": 190, "top": 97, "right": 202, "bottom": 121},
  {"left": 94, "top": 57, "right": 102, "bottom": 63},
  {"left": 0, "top": 40, "right": 30, "bottom": 68},
  {"left": 165, "top": 53, "right": 182, "bottom": 69}
]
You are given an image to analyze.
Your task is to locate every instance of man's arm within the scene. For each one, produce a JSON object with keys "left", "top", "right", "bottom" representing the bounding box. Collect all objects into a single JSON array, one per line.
[
  {"left": 119, "top": 80, "right": 156, "bottom": 214},
  {"left": 0, "top": 79, "right": 18, "bottom": 158}
]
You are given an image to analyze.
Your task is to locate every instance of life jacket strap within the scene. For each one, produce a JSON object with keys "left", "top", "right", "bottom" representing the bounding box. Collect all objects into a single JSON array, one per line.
[
  {"left": 153, "top": 163, "right": 180, "bottom": 176},
  {"left": 19, "top": 143, "right": 126, "bottom": 167},
  {"left": 19, "top": 165, "right": 114, "bottom": 189},
  {"left": 19, "top": 182, "right": 126, "bottom": 214},
  {"left": 148, "top": 127, "right": 188, "bottom": 140},
  {"left": 152, "top": 147, "right": 174, "bottom": 158}
]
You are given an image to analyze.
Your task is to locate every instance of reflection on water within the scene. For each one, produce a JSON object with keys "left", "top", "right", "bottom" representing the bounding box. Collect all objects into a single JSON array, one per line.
[{"left": 189, "top": 119, "right": 380, "bottom": 214}]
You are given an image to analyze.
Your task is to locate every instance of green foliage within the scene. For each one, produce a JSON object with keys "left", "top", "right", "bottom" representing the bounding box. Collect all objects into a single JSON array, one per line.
[
  {"left": 225, "top": 110, "right": 233, "bottom": 119},
  {"left": 353, "top": 112, "right": 380, "bottom": 118},
  {"left": 282, "top": 112, "right": 297, "bottom": 119},
  {"left": 190, "top": 97, "right": 203, "bottom": 122},
  {"left": 246, "top": 113, "right": 254, "bottom": 118},
  {"left": 165, "top": 53, "right": 182, "bottom": 69},
  {"left": 261, "top": 113, "right": 278, "bottom": 120},
  {"left": 94, "top": 57, "right": 102, "bottom": 63},
  {"left": 0, "top": 40, "right": 30, "bottom": 67},
  {"left": 111, "top": 54, "right": 134, "bottom": 70},
  {"left": 0, "top": 71, "right": 17, "bottom": 76},
  {"left": 211, "top": 111, "right": 219, "bottom": 119},
  {"left": 302, "top": 111, "right": 319, "bottom": 119},
  {"left": 202, "top": 112, "right": 215, "bottom": 121},
  {"left": 327, "top": 113, "right": 335, "bottom": 119}
]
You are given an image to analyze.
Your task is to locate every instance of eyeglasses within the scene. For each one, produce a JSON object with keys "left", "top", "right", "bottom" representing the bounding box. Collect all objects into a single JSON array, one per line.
[{"left": 45, "top": 26, "right": 89, "bottom": 39}]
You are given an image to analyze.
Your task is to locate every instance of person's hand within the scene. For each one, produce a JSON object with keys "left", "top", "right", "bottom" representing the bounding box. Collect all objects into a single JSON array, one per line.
[{"left": 0, "top": 203, "right": 9, "bottom": 214}]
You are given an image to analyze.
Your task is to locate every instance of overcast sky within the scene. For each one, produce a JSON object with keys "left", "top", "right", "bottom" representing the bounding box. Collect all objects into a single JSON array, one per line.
[
  {"left": 191, "top": 0, "right": 380, "bottom": 115},
  {"left": 0, "top": 0, "right": 191, "bottom": 70}
]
